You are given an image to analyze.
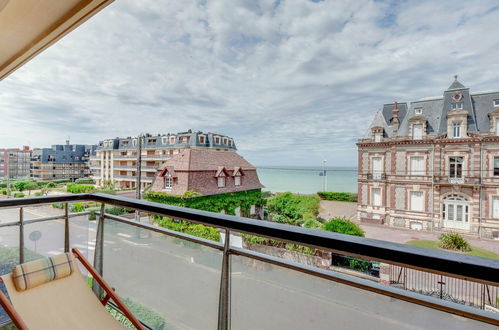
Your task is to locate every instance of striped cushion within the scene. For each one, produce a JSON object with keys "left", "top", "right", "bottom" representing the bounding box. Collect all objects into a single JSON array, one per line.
[{"left": 11, "top": 253, "right": 74, "bottom": 291}]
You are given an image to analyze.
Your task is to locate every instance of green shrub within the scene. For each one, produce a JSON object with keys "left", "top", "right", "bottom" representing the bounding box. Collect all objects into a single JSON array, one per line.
[
  {"left": 155, "top": 217, "right": 220, "bottom": 242},
  {"left": 266, "top": 192, "right": 320, "bottom": 225},
  {"left": 13, "top": 192, "right": 25, "bottom": 198},
  {"left": 46, "top": 182, "right": 57, "bottom": 188},
  {"left": 106, "top": 206, "right": 126, "bottom": 216},
  {"left": 67, "top": 184, "right": 95, "bottom": 194},
  {"left": 317, "top": 192, "right": 357, "bottom": 202},
  {"left": 1, "top": 189, "right": 6, "bottom": 195},
  {"left": 302, "top": 218, "right": 323, "bottom": 229},
  {"left": 34, "top": 191, "right": 43, "bottom": 196},
  {"left": 439, "top": 233, "right": 471, "bottom": 252},
  {"left": 12, "top": 180, "right": 30, "bottom": 192},
  {"left": 323, "top": 218, "right": 364, "bottom": 237},
  {"left": 88, "top": 210, "right": 97, "bottom": 220},
  {"left": 71, "top": 202, "right": 85, "bottom": 212}
]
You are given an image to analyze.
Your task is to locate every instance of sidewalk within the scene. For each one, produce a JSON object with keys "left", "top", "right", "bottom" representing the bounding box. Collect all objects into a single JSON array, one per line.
[{"left": 319, "top": 200, "right": 499, "bottom": 254}]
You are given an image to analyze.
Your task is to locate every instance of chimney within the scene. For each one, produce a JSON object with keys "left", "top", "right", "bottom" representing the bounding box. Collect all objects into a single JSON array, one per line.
[{"left": 392, "top": 101, "right": 399, "bottom": 135}]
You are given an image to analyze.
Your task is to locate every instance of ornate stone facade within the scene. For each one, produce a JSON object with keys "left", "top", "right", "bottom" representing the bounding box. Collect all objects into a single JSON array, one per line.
[{"left": 357, "top": 78, "right": 499, "bottom": 239}]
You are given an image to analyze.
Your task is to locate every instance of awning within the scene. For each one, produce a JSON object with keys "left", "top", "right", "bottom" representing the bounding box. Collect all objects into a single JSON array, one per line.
[{"left": 0, "top": 0, "right": 114, "bottom": 80}]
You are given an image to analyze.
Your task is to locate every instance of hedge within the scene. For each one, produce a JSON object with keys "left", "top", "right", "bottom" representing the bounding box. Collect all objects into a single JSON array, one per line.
[
  {"left": 323, "top": 218, "right": 365, "bottom": 237},
  {"left": 67, "top": 184, "right": 96, "bottom": 193},
  {"left": 155, "top": 217, "right": 220, "bottom": 242},
  {"left": 75, "top": 178, "right": 96, "bottom": 184},
  {"left": 317, "top": 192, "right": 357, "bottom": 202}
]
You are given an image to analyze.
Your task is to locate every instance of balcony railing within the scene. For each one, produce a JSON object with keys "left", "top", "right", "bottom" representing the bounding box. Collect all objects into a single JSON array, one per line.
[
  {"left": 0, "top": 194, "right": 497, "bottom": 329},
  {"left": 366, "top": 173, "right": 386, "bottom": 180}
]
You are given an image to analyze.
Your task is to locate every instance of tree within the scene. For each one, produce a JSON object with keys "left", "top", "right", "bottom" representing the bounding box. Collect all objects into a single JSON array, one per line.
[
  {"left": 322, "top": 218, "right": 365, "bottom": 237},
  {"left": 25, "top": 182, "right": 39, "bottom": 196},
  {"left": 12, "top": 180, "right": 29, "bottom": 192}
]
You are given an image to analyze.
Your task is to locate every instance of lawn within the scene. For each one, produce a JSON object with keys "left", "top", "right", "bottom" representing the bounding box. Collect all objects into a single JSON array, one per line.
[{"left": 407, "top": 240, "right": 499, "bottom": 260}]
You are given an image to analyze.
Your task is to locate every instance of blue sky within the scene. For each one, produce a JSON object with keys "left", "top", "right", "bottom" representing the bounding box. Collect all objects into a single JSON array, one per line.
[{"left": 1, "top": 0, "right": 499, "bottom": 167}]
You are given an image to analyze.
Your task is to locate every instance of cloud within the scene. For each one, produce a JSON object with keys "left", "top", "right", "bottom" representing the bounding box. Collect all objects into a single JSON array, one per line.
[{"left": 1, "top": 0, "right": 499, "bottom": 166}]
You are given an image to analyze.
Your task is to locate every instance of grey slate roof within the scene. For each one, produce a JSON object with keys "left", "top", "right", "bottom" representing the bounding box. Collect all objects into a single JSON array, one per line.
[
  {"left": 366, "top": 78, "right": 499, "bottom": 138},
  {"left": 96, "top": 130, "right": 237, "bottom": 151},
  {"left": 32, "top": 144, "right": 95, "bottom": 163}
]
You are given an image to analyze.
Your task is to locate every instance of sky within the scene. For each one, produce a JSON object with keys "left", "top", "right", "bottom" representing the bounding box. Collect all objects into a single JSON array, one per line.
[{"left": 1, "top": 0, "right": 499, "bottom": 167}]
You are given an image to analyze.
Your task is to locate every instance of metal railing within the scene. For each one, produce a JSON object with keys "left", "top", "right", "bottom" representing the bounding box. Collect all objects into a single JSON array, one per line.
[{"left": 0, "top": 193, "right": 498, "bottom": 329}]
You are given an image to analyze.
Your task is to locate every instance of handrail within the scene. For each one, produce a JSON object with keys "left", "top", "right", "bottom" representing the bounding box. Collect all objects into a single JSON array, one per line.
[{"left": 1, "top": 193, "right": 498, "bottom": 286}]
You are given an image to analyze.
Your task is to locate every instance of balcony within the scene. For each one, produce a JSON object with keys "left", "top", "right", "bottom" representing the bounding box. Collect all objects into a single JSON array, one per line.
[
  {"left": 434, "top": 176, "right": 481, "bottom": 186},
  {"left": 0, "top": 194, "right": 497, "bottom": 329},
  {"left": 366, "top": 173, "right": 386, "bottom": 180}
]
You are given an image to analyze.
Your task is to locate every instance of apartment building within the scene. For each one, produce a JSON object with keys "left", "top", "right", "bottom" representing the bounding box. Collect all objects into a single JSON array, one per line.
[
  {"left": 357, "top": 77, "right": 499, "bottom": 239},
  {"left": 91, "top": 130, "right": 237, "bottom": 189},
  {"left": 31, "top": 142, "right": 96, "bottom": 181},
  {"left": 0, "top": 147, "right": 31, "bottom": 180}
]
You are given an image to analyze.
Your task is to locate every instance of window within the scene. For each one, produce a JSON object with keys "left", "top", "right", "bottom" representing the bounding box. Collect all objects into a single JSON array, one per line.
[
  {"left": 452, "top": 123, "right": 461, "bottom": 138},
  {"left": 162, "top": 137, "right": 167, "bottom": 144},
  {"left": 372, "top": 157, "right": 382, "bottom": 179},
  {"left": 217, "top": 174, "right": 226, "bottom": 188},
  {"left": 372, "top": 188, "right": 381, "bottom": 206},
  {"left": 132, "top": 139, "right": 137, "bottom": 147},
  {"left": 493, "top": 197, "right": 499, "bottom": 219},
  {"left": 199, "top": 135, "right": 206, "bottom": 144},
  {"left": 494, "top": 157, "right": 499, "bottom": 176},
  {"left": 169, "top": 136, "right": 175, "bottom": 144},
  {"left": 234, "top": 173, "right": 241, "bottom": 186},
  {"left": 215, "top": 136, "right": 221, "bottom": 144},
  {"left": 494, "top": 99, "right": 499, "bottom": 107},
  {"left": 374, "top": 133, "right": 381, "bottom": 142},
  {"left": 410, "top": 156, "right": 424, "bottom": 175},
  {"left": 410, "top": 191, "right": 424, "bottom": 212},
  {"left": 412, "top": 124, "right": 423, "bottom": 140},
  {"left": 414, "top": 107, "right": 422, "bottom": 115},
  {"left": 496, "top": 119, "right": 499, "bottom": 136},
  {"left": 451, "top": 102, "right": 463, "bottom": 110},
  {"left": 449, "top": 156, "right": 463, "bottom": 179},
  {"left": 164, "top": 175, "right": 172, "bottom": 190},
  {"left": 223, "top": 138, "right": 228, "bottom": 145}
]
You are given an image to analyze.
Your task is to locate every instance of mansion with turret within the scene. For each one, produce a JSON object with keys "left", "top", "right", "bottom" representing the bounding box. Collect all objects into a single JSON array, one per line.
[{"left": 357, "top": 77, "right": 499, "bottom": 239}]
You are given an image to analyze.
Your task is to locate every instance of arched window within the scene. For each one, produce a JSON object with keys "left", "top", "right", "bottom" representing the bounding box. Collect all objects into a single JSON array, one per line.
[{"left": 442, "top": 194, "right": 470, "bottom": 230}]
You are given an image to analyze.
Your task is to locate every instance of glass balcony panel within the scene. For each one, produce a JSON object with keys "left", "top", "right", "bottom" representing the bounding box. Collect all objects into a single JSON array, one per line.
[
  {"left": 23, "top": 219, "right": 64, "bottom": 262},
  {"left": 102, "top": 219, "right": 222, "bottom": 329},
  {"left": 0, "top": 225, "right": 19, "bottom": 276},
  {"left": 230, "top": 255, "right": 496, "bottom": 330}
]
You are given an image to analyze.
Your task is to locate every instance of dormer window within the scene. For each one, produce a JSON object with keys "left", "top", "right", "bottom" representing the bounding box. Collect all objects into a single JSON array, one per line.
[
  {"left": 223, "top": 138, "right": 228, "bottom": 145},
  {"left": 217, "top": 172, "right": 226, "bottom": 187},
  {"left": 199, "top": 135, "right": 206, "bottom": 144},
  {"left": 412, "top": 124, "right": 423, "bottom": 140},
  {"left": 374, "top": 133, "right": 382, "bottom": 142},
  {"left": 414, "top": 107, "right": 422, "bottom": 115},
  {"left": 451, "top": 102, "right": 463, "bottom": 110},
  {"left": 162, "top": 137, "right": 167, "bottom": 144},
  {"left": 132, "top": 139, "right": 137, "bottom": 146},
  {"left": 494, "top": 100, "right": 499, "bottom": 107},
  {"left": 215, "top": 136, "right": 221, "bottom": 144},
  {"left": 164, "top": 172, "right": 172, "bottom": 190},
  {"left": 169, "top": 136, "right": 175, "bottom": 144},
  {"left": 453, "top": 123, "right": 461, "bottom": 138}
]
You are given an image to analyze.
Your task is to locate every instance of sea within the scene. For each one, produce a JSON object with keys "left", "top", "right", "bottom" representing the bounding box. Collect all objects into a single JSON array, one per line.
[{"left": 256, "top": 166, "right": 358, "bottom": 195}]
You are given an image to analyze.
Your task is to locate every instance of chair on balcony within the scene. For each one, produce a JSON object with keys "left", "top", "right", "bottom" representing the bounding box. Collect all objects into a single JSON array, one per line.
[{"left": 0, "top": 248, "right": 144, "bottom": 330}]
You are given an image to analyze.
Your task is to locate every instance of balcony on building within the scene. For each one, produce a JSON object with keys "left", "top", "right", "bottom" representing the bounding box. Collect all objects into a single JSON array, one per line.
[{"left": 0, "top": 194, "right": 497, "bottom": 329}]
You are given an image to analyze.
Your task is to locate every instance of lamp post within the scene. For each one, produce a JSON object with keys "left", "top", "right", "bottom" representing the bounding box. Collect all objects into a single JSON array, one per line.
[{"left": 322, "top": 160, "right": 327, "bottom": 191}]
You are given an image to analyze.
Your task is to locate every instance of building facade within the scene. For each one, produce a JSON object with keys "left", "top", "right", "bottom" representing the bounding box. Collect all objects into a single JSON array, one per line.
[
  {"left": 90, "top": 131, "right": 237, "bottom": 190},
  {"left": 150, "top": 148, "right": 263, "bottom": 195},
  {"left": 357, "top": 77, "right": 499, "bottom": 239},
  {"left": 31, "top": 142, "right": 95, "bottom": 181},
  {"left": 0, "top": 147, "right": 31, "bottom": 180}
]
